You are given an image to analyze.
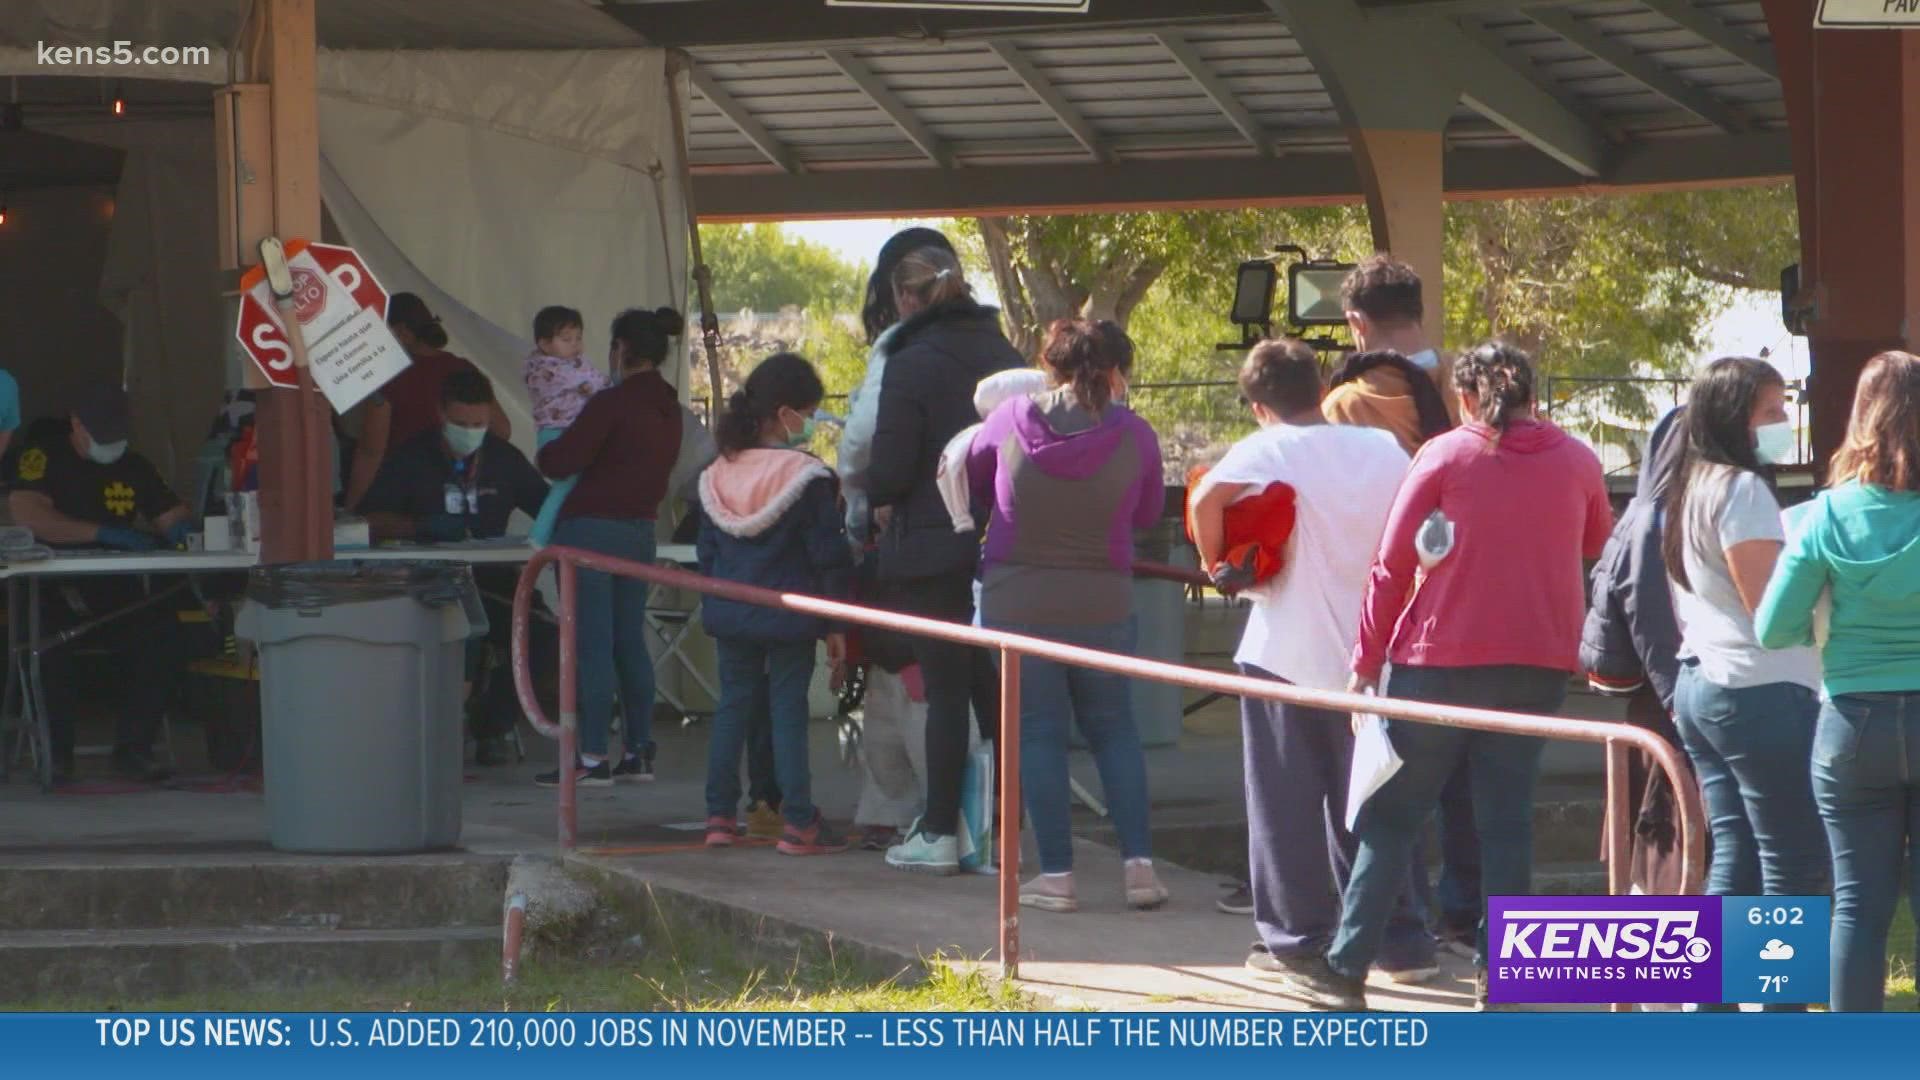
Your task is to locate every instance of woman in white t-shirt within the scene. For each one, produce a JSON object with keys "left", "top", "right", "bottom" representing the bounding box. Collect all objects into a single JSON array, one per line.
[{"left": 1663, "top": 357, "right": 1827, "bottom": 917}]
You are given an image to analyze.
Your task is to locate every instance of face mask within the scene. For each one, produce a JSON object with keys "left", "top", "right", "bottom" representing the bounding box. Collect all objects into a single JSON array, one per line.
[
  {"left": 1407, "top": 349, "right": 1441, "bottom": 372},
  {"left": 88, "top": 439, "right": 127, "bottom": 466},
  {"left": 443, "top": 423, "right": 486, "bottom": 458},
  {"left": 783, "top": 415, "right": 817, "bottom": 449},
  {"left": 1754, "top": 420, "right": 1795, "bottom": 465}
]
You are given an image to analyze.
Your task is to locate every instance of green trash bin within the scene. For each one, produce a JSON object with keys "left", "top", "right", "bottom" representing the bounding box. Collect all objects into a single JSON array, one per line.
[{"left": 236, "top": 561, "right": 486, "bottom": 853}]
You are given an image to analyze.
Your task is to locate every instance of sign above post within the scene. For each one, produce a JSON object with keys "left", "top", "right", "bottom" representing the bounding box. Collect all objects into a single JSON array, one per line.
[
  {"left": 235, "top": 239, "right": 411, "bottom": 413},
  {"left": 825, "top": 0, "right": 1089, "bottom": 11},
  {"left": 1815, "top": 0, "right": 1920, "bottom": 27}
]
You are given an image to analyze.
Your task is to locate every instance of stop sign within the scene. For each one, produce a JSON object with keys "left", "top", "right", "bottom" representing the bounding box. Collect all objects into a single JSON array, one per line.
[{"left": 235, "top": 240, "right": 389, "bottom": 389}]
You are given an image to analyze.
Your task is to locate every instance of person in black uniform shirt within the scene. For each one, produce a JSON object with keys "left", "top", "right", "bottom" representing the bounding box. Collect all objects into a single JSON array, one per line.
[
  {"left": 8, "top": 387, "right": 193, "bottom": 783},
  {"left": 357, "top": 369, "right": 552, "bottom": 764}
]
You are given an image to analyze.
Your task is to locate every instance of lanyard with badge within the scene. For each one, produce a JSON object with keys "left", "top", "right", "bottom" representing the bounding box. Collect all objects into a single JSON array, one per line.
[{"left": 445, "top": 453, "right": 481, "bottom": 518}]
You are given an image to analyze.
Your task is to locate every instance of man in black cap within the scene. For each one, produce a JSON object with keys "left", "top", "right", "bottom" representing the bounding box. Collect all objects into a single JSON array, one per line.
[{"left": 9, "top": 386, "right": 193, "bottom": 782}]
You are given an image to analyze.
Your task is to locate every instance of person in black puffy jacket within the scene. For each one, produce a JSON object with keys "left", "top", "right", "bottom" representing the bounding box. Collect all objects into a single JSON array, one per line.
[{"left": 866, "top": 245, "right": 1024, "bottom": 874}]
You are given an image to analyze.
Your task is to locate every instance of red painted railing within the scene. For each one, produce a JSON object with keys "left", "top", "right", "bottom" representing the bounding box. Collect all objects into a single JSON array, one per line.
[{"left": 511, "top": 546, "right": 1703, "bottom": 981}]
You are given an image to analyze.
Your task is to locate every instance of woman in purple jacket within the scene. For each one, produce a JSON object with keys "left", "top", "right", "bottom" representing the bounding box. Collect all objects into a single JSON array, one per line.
[{"left": 967, "top": 319, "right": 1168, "bottom": 913}]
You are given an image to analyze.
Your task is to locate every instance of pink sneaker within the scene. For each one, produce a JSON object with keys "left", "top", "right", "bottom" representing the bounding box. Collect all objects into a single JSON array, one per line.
[
  {"left": 704, "top": 815, "right": 738, "bottom": 848},
  {"left": 1018, "top": 873, "right": 1078, "bottom": 913}
]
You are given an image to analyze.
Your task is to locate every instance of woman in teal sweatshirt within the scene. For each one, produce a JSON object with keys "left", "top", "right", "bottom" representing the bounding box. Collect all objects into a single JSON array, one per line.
[{"left": 1755, "top": 350, "right": 1920, "bottom": 1012}]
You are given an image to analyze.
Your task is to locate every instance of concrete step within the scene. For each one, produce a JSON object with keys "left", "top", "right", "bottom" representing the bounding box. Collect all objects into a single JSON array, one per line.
[
  {"left": 0, "top": 926, "right": 499, "bottom": 1005},
  {"left": 0, "top": 856, "right": 510, "bottom": 932}
]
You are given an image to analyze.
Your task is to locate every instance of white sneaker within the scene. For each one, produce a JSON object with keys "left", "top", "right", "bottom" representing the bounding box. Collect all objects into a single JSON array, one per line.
[{"left": 885, "top": 828, "right": 960, "bottom": 875}]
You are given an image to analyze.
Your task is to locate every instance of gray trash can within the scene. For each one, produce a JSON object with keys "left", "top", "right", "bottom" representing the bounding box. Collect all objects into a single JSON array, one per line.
[{"left": 236, "top": 561, "right": 486, "bottom": 853}]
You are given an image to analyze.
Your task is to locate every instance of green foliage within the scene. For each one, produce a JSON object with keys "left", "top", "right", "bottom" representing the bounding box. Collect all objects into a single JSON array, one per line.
[{"left": 698, "top": 224, "right": 868, "bottom": 315}]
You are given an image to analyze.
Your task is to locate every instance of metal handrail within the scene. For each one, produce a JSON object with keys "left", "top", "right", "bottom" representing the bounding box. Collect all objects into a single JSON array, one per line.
[{"left": 511, "top": 545, "right": 1703, "bottom": 983}]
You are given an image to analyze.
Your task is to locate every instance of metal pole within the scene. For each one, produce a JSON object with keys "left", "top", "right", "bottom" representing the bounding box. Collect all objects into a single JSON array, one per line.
[
  {"left": 557, "top": 559, "right": 579, "bottom": 851},
  {"left": 1604, "top": 737, "right": 1635, "bottom": 1013},
  {"left": 28, "top": 577, "right": 50, "bottom": 791},
  {"left": 997, "top": 648, "right": 1021, "bottom": 980}
]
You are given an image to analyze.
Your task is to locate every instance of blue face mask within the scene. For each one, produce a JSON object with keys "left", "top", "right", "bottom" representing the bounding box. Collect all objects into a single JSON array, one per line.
[{"left": 443, "top": 423, "right": 486, "bottom": 458}]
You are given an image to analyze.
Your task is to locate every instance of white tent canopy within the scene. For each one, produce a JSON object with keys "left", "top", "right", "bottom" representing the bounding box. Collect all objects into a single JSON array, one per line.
[{"left": 2, "top": 1, "right": 689, "bottom": 484}]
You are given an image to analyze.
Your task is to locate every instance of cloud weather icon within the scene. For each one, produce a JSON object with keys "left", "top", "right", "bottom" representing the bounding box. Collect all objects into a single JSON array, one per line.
[{"left": 1760, "top": 939, "right": 1796, "bottom": 961}]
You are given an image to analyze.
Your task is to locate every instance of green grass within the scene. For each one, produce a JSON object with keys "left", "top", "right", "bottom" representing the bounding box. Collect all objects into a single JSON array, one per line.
[{"left": 1886, "top": 898, "right": 1916, "bottom": 1010}]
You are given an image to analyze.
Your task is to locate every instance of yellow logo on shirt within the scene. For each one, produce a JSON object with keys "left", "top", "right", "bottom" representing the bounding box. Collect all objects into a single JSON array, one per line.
[
  {"left": 104, "top": 482, "right": 136, "bottom": 516},
  {"left": 17, "top": 448, "right": 45, "bottom": 483}
]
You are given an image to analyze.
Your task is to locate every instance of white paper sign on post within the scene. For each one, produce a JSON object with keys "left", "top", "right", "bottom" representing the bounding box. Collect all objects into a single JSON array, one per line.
[{"left": 306, "top": 306, "right": 412, "bottom": 414}]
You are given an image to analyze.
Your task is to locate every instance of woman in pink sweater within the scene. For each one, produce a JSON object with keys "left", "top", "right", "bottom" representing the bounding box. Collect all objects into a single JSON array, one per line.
[{"left": 1262, "top": 342, "right": 1611, "bottom": 1011}]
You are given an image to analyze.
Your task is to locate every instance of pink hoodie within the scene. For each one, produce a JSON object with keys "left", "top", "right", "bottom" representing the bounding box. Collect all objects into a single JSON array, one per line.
[{"left": 1352, "top": 418, "right": 1611, "bottom": 681}]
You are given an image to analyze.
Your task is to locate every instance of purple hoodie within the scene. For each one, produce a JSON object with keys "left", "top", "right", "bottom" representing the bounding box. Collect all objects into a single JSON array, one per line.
[{"left": 966, "top": 388, "right": 1164, "bottom": 626}]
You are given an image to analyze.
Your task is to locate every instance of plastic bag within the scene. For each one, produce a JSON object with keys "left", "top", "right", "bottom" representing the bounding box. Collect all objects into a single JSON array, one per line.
[
  {"left": 1415, "top": 510, "right": 1455, "bottom": 570},
  {"left": 1346, "top": 699, "right": 1403, "bottom": 832},
  {"left": 956, "top": 742, "right": 995, "bottom": 873}
]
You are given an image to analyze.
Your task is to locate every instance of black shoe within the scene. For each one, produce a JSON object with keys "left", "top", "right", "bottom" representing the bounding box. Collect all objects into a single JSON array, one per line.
[
  {"left": 111, "top": 750, "right": 172, "bottom": 784},
  {"left": 1246, "top": 946, "right": 1367, "bottom": 1011},
  {"left": 611, "top": 746, "right": 655, "bottom": 783},
  {"left": 474, "top": 736, "right": 512, "bottom": 767},
  {"left": 535, "top": 759, "right": 611, "bottom": 788},
  {"left": 51, "top": 751, "right": 76, "bottom": 785},
  {"left": 1216, "top": 881, "right": 1254, "bottom": 916}
]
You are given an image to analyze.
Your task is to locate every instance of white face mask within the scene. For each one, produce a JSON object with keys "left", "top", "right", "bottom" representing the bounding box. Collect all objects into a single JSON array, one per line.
[
  {"left": 1407, "top": 348, "right": 1441, "bottom": 372},
  {"left": 1754, "top": 420, "right": 1795, "bottom": 465},
  {"left": 443, "top": 423, "right": 486, "bottom": 458},
  {"left": 88, "top": 439, "right": 127, "bottom": 465}
]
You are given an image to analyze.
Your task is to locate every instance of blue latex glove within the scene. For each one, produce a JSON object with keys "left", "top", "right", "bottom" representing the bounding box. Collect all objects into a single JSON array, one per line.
[
  {"left": 97, "top": 526, "right": 159, "bottom": 552},
  {"left": 164, "top": 520, "right": 194, "bottom": 549},
  {"left": 422, "top": 514, "right": 468, "bottom": 544}
]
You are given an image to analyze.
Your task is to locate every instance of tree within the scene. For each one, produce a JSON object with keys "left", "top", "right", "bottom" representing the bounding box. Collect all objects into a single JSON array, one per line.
[
  {"left": 698, "top": 223, "right": 867, "bottom": 315},
  {"left": 971, "top": 184, "right": 1799, "bottom": 472}
]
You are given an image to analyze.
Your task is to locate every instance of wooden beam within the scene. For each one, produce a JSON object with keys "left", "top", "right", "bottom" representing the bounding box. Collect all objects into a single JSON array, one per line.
[
  {"left": 690, "top": 132, "right": 1791, "bottom": 219},
  {"left": 987, "top": 39, "right": 1110, "bottom": 163},
  {"left": 1639, "top": 0, "right": 1779, "bottom": 79},
  {"left": 1450, "top": 18, "right": 1614, "bottom": 174},
  {"left": 612, "top": 0, "right": 1273, "bottom": 49},
  {"left": 1527, "top": 7, "right": 1746, "bottom": 133},
  {"left": 255, "top": 0, "right": 333, "bottom": 564},
  {"left": 688, "top": 62, "right": 801, "bottom": 174},
  {"left": 1153, "top": 29, "right": 1273, "bottom": 157},
  {"left": 1359, "top": 0, "right": 1575, "bottom": 16},
  {"left": 824, "top": 48, "right": 954, "bottom": 169}
]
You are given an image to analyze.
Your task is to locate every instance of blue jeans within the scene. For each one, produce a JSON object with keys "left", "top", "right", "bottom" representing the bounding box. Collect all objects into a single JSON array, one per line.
[
  {"left": 1328, "top": 665, "right": 1565, "bottom": 978},
  {"left": 1813, "top": 691, "right": 1920, "bottom": 1012},
  {"left": 707, "top": 638, "right": 818, "bottom": 828},
  {"left": 987, "top": 616, "right": 1150, "bottom": 874},
  {"left": 551, "top": 516, "right": 657, "bottom": 759},
  {"left": 1672, "top": 663, "right": 1827, "bottom": 897}
]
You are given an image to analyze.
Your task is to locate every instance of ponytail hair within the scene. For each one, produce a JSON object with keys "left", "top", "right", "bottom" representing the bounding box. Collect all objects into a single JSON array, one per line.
[
  {"left": 1331, "top": 349, "right": 1453, "bottom": 444},
  {"left": 716, "top": 351, "right": 825, "bottom": 458},
  {"left": 1040, "top": 318, "right": 1133, "bottom": 414},
  {"left": 1452, "top": 342, "right": 1536, "bottom": 432},
  {"left": 863, "top": 227, "right": 956, "bottom": 343},
  {"left": 890, "top": 246, "right": 971, "bottom": 313},
  {"left": 609, "top": 306, "right": 685, "bottom": 370},
  {"left": 387, "top": 292, "right": 449, "bottom": 350}
]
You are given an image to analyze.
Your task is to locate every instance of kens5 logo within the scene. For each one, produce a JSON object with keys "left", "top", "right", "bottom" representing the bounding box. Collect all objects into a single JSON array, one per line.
[
  {"left": 1496, "top": 908, "right": 1713, "bottom": 963},
  {"left": 1486, "top": 896, "right": 1723, "bottom": 1005}
]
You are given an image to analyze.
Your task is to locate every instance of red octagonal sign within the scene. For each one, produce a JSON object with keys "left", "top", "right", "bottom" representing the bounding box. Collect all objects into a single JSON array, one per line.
[{"left": 235, "top": 240, "right": 389, "bottom": 389}]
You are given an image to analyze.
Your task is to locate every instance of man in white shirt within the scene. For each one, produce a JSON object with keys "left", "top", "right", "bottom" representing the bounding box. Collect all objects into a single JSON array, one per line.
[{"left": 1189, "top": 339, "right": 1436, "bottom": 1005}]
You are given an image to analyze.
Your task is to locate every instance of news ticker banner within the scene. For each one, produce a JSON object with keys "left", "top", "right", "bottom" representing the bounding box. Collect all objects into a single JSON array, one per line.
[
  {"left": 1487, "top": 894, "right": 1831, "bottom": 1005},
  {"left": 4, "top": 1009, "right": 1919, "bottom": 1080}
]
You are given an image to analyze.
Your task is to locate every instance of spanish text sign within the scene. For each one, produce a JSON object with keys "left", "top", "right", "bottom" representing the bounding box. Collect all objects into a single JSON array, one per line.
[{"left": 1816, "top": 0, "right": 1920, "bottom": 27}]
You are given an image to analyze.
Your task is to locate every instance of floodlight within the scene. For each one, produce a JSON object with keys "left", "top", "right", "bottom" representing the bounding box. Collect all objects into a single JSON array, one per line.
[
  {"left": 1287, "top": 262, "right": 1354, "bottom": 327},
  {"left": 1230, "top": 261, "right": 1277, "bottom": 327}
]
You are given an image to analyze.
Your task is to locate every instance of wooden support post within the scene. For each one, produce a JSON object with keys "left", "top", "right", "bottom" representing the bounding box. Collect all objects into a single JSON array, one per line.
[{"left": 1350, "top": 128, "right": 1447, "bottom": 351}]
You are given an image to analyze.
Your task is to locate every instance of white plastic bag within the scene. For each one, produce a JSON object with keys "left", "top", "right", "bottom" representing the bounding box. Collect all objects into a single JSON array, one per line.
[
  {"left": 1415, "top": 510, "right": 1455, "bottom": 570},
  {"left": 1346, "top": 700, "right": 1403, "bottom": 832}
]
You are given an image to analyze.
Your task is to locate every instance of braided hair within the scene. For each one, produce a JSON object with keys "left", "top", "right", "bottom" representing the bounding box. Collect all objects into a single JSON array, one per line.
[
  {"left": 1452, "top": 342, "right": 1537, "bottom": 434},
  {"left": 716, "top": 352, "right": 825, "bottom": 458}
]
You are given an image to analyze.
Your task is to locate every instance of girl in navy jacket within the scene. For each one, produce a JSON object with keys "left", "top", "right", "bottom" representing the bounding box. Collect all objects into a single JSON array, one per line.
[{"left": 697, "top": 352, "right": 853, "bottom": 855}]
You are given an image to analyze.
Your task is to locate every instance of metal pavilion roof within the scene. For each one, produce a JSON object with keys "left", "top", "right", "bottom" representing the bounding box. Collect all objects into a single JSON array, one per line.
[{"left": 605, "top": 0, "right": 1791, "bottom": 218}]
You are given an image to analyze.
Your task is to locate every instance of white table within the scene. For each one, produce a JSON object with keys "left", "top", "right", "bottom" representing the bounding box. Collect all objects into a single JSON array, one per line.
[{"left": 1, "top": 541, "right": 543, "bottom": 790}]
